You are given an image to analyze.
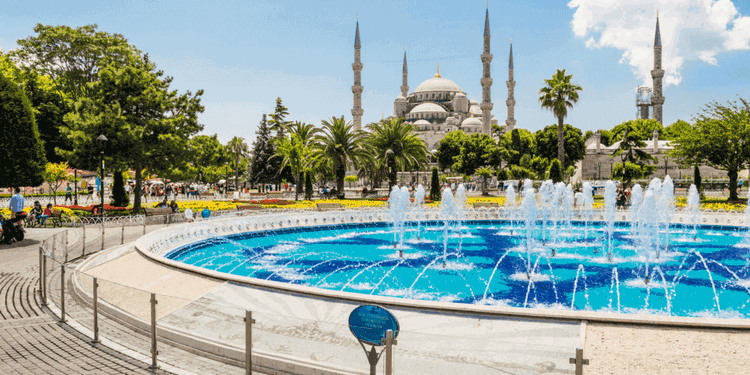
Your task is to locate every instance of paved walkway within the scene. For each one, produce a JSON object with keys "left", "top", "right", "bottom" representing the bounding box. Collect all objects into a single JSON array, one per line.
[{"left": 0, "top": 226, "right": 256, "bottom": 375}]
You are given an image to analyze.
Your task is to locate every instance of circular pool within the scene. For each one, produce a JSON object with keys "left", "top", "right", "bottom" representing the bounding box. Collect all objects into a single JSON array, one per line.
[{"left": 163, "top": 219, "right": 750, "bottom": 319}]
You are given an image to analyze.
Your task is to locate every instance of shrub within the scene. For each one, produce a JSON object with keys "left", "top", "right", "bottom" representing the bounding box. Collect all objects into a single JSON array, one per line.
[{"left": 429, "top": 168, "right": 441, "bottom": 201}]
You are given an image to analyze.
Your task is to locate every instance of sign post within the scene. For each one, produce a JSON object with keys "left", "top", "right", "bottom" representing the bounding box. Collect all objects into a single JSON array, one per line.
[{"left": 348, "top": 305, "right": 399, "bottom": 375}]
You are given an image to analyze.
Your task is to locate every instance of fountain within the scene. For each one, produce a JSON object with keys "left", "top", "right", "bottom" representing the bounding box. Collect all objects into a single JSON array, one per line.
[
  {"left": 604, "top": 180, "right": 617, "bottom": 261},
  {"left": 151, "top": 177, "right": 750, "bottom": 320}
]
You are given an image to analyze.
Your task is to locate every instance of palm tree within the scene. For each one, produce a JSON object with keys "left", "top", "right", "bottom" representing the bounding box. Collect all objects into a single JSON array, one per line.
[
  {"left": 315, "top": 116, "right": 368, "bottom": 198},
  {"left": 286, "top": 121, "right": 320, "bottom": 197},
  {"left": 538, "top": 69, "right": 582, "bottom": 168},
  {"left": 366, "top": 118, "right": 428, "bottom": 189},
  {"left": 275, "top": 134, "right": 318, "bottom": 200},
  {"left": 226, "top": 136, "right": 248, "bottom": 190}
]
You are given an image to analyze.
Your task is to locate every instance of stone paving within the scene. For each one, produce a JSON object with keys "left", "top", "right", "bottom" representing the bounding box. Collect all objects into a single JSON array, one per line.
[{"left": 0, "top": 226, "right": 257, "bottom": 375}]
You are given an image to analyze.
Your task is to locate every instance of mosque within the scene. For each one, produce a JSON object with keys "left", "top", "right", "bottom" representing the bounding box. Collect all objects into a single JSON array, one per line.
[{"left": 350, "top": 8, "right": 517, "bottom": 150}]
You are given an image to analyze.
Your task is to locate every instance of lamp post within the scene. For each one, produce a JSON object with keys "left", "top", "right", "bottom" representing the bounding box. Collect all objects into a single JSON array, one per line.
[
  {"left": 597, "top": 162, "right": 601, "bottom": 180},
  {"left": 97, "top": 134, "right": 108, "bottom": 217},
  {"left": 224, "top": 163, "right": 229, "bottom": 195},
  {"left": 610, "top": 160, "right": 613, "bottom": 179}
]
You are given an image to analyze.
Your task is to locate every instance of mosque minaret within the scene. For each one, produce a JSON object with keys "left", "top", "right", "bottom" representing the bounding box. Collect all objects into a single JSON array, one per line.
[
  {"left": 351, "top": 20, "right": 363, "bottom": 130},
  {"left": 480, "top": 7, "right": 494, "bottom": 135},
  {"left": 650, "top": 11, "right": 665, "bottom": 125},
  {"left": 505, "top": 40, "right": 516, "bottom": 132}
]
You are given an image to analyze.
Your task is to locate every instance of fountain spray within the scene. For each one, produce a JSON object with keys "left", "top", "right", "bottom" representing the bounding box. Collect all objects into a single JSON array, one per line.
[
  {"left": 440, "top": 187, "right": 458, "bottom": 268},
  {"left": 414, "top": 184, "right": 425, "bottom": 240},
  {"left": 521, "top": 179, "right": 538, "bottom": 279},
  {"left": 505, "top": 184, "right": 517, "bottom": 235},
  {"left": 604, "top": 180, "right": 617, "bottom": 261},
  {"left": 687, "top": 184, "right": 700, "bottom": 241}
]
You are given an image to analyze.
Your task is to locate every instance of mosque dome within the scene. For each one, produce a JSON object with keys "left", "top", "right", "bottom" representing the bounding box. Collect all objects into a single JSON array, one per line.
[
  {"left": 470, "top": 105, "right": 482, "bottom": 115},
  {"left": 491, "top": 116, "right": 499, "bottom": 125},
  {"left": 395, "top": 95, "right": 407, "bottom": 102},
  {"left": 414, "top": 119, "right": 431, "bottom": 125},
  {"left": 411, "top": 103, "right": 446, "bottom": 113},
  {"left": 454, "top": 92, "right": 467, "bottom": 98},
  {"left": 469, "top": 99, "right": 479, "bottom": 106},
  {"left": 461, "top": 117, "right": 482, "bottom": 126},
  {"left": 414, "top": 76, "right": 462, "bottom": 93}
]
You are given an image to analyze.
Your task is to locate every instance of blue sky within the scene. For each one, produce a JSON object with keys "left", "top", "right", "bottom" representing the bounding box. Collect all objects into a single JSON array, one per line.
[{"left": 2, "top": 0, "right": 749, "bottom": 144}]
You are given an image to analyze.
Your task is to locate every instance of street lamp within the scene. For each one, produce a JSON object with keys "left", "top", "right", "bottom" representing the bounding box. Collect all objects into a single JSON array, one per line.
[
  {"left": 74, "top": 169, "right": 78, "bottom": 205},
  {"left": 224, "top": 162, "right": 229, "bottom": 195},
  {"left": 97, "top": 134, "right": 108, "bottom": 216}
]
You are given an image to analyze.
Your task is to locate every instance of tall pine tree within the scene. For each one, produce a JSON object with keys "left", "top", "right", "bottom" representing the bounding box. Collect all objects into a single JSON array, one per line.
[
  {"left": 249, "top": 114, "right": 275, "bottom": 191},
  {"left": 268, "top": 97, "right": 289, "bottom": 139}
]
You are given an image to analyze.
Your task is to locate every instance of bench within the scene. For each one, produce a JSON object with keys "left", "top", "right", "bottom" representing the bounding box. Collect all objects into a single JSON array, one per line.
[
  {"left": 48, "top": 210, "right": 63, "bottom": 227},
  {"left": 316, "top": 202, "right": 343, "bottom": 211},
  {"left": 143, "top": 207, "right": 174, "bottom": 216},
  {"left": 237, "top": 204, "right": 264, "bottom": 211},
  {"left": 268, "top": 191, "right": 284, "bottom": 197},
  {"left": 472, "top": 202, "right": 500, "bottom": 208}
]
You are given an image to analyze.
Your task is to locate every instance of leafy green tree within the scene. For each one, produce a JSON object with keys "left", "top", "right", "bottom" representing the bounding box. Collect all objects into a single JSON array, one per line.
[
  {"left": 538, "top": 69, "right": 583, "bottom": 167},
  {"left": 344, "top": 175, "right": 359, "bottom": 188},
  {"left": 548, "top": 159, "right": 563, "bottom": 183},
  {"left": 60, "top": 54, "right": 204, "bottom": 213},
  {"left": 535, "top": 124, "right": 585, "bottom": 169},
  {"left": 249, "top": 114, "right": 275, "bottom": 192},
  {"left": 529, "top": 156, "right": 550, "bottom": 179},
  {"left": 366, "top": 118, "right": 427, "bottom": 188},
  {"left": 43, "top": 162, "right": 69, "bottom": 204},
  {"left": 661, "top": 119, "right": 691, "bottom": 141},
  {"left": 0, "top": 73, "right": 46, "bottom": 187},
  {"left": 609, "top": 119, "right": 659, "bottom": 187},
  {"left": 671, "top": 97, "right": 750, "bottom": 201},
  {"left": 315, "top": 116, "right": 368, "bottom": 198},
  {"left": 111, "top": 171, "right": 129, "bottom": 207},
  {"left": 10, "top": 24, "right": 137, "bottom": 102},
  {"left": 429, "top": 168, "right": 441, "bottom": 201},
  {"left": 566, "top": 165, "right": 576, "bottom": 184},
  {"left": 508, "top": 165, "right": 535, "bottom": 180},
  {"left": 436, "top": 130, "right": 467, "bottom": 171},
  {"left": 452, "top": 133, "right": 496, "bottom": 176},
  {"left": 611, "top": 119, "right": 662, "bottom": 140},
  {"left": 496, "top": 168, "right": 508, "bottom": 182},
  {"left": 188, "top": 134, "right": 229, "bottom": 180},
  {"left": 504, "top": 128, "right": 534, "bottom": 166},
  {"left": 476, "top": 166, "right": 493, "bottom": 196}
]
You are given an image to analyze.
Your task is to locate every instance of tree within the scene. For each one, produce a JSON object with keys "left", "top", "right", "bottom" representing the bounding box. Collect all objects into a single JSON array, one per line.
[
  {"left": 275, "top": 134, "right": 317, "bottom": 200},
  {"left": 671, "top": 97, "right": 750, "bottom": 201},
  {"left": 268, "top": 97, "right": 289, "bottom": 139},
  {"left": 0, "top": 72, "right": 46, "bottom": 187},
  {"left": 535, "top": 124, "right": 585, "bottom": 169},
  {"left": 60, "top": 53, "right": 204, "bottom": 213},
  {"left": 112, "top": 171, "right": 129, "bottom": 207},
  {"left": 508, "top": 165, "right": 535, "bottom": 180},
  {"left": 366, "top": 118, "right": 427, "bottom": 188},
  {"left": 538, "top": 69, "right": 582, "bottom": 168},
  {"left": 476, "top": 167, "right": 493, "bottom": 196},
  {"left": 504, "top": 128, "right": 534, "bottom": 166},
  {"left": 429, "top": 168, "right": 441, "bottom": 201},
  {"left": 452, "top": 133, "right": 496, "bottom": 177},
  {"left": 305, "top": 171, "right": 313, "bottom": 200},
  {"left": 549, "top": 159, "right": 563, "bottom": 183},
  {"left": 529, "top": 156, "right": 550, "bottom": 180},
  {"left": 43, "top": 162, "right": 69, "bottom": 205},
  {"left": 661, "top": 119, "right": 691, "bottom": 141},
  {"left": 566, "top": 165, "right": 576, "bottom": 184},
  {"left": 345, "top": 175, "right": 359, "bottom": 188},
  {"left": 609, "top": 119, "right": 659, "bottom": 187},
  {"left": 287, "top": 121, "right": 320, "bottom": 197},
  {"left": 436, "top": 130, "right": 467, "bottom": 171},
  {"left": 227, "top": 136, "right": 248, "bottom": 188},
  {"left": 188, "top": 134, "right": 229, "bottom": 180},
  {"left": 249, "top": 115, "right": 275, "bottom": 192},
  {"left": 10, "top": 24, "right": 137, "bottom": 102},
  {"left": 496, "top": 168, "right": 508, "bottom": 182},
  {"left": 315, "top": 116, "right": 368, "bottom": 198}
]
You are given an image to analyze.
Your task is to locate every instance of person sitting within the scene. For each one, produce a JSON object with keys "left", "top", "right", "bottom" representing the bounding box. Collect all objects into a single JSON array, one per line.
[
  {"left": 40, "top": 204, "right": 53, "bottom": 226},
  {"left": 169, "top": 200, "right": 179, "bottom": 213},
  {"left": 29, "top": 201, "right": 43, "bottom": 225}
]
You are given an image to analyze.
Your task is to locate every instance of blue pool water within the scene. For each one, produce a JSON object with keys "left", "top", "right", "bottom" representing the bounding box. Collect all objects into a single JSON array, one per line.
[{"left": 166, "top": 221, "right": 750, "bottom": 319}]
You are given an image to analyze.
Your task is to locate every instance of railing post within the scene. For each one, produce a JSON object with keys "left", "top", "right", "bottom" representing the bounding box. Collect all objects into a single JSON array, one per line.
[
  {"left": 121, "top": 221, "right": 125, "bottom": 244},
  {"left": 92, "top": 277, "right": 99, "bottom": 344},
  {"left": 101, "top": 220, "right": 105, "bottom": 250},
  {"left": 166, "top": 213, "right": 170, "bottom": 226},
  {"left": 381, "top": 329, "right": 396, "bottom": 375},
  {"left": 42, "top": 251, "right": 47, "bottom": 305},
  {"left": 64, "top": 230, "right": 69, "bottom": 263},
  {"left": 245, "top": 310, "right": 255, "bottom": 375},
  {"left": 59, "top": 264, "right": 66, "bottom": 323},
  {"left": 143, "top": 216, "right": 147, "bottom": 235},
  {"left": 82, "top": 223, "right": 86, "bottom": 256},
  {"left": 149, "top": 293, "right": 159, "bottom": 370}
]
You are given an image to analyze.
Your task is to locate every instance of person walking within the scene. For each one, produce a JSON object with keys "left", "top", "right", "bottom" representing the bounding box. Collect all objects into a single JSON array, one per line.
[
  {"left": 3, "top": 188, "right": 26, "bottom": 244},
  {"left": 64, "top": 183, "right": 73, "bottom": 204}
]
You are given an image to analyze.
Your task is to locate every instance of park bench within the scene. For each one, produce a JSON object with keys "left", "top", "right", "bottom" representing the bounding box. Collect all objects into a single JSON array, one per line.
[
  {"left": 472, "top": 202, "right": 499, "bottom": 209},
  {"left": 237, "top": 204, "right": 264, "bottom": 212},
  {"left": 250, "top": 192, "right": 265, "bottom": 197},
  {"left": 48, "top": 210, "right": 63, "bottom": 228},
  {"left": 316, "top": 202, "right": 343, "bottom": 211},
  {"left": 268, "top": 191, "right": 284, "bottom": 197},
  {"left": 143, "top": 207, "right": 174, "bottom": 216}
]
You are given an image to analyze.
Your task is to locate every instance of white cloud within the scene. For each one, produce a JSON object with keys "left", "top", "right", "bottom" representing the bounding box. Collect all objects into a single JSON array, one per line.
[{"left": 567, "top": 0, "right": 750, "bottom": 87}]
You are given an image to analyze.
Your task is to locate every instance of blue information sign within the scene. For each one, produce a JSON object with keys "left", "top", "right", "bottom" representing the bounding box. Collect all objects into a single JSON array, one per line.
[
  {"left": 201, "top": 209, "right": 210, "bottom": 218},
  {"left": 348, "top": 305, "right": 399, "bottom": 346}
]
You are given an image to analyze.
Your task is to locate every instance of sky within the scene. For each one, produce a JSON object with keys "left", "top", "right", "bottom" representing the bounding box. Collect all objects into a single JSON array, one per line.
[{"left": 1, "top": 0, "right": 749, "bottom": 145}]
